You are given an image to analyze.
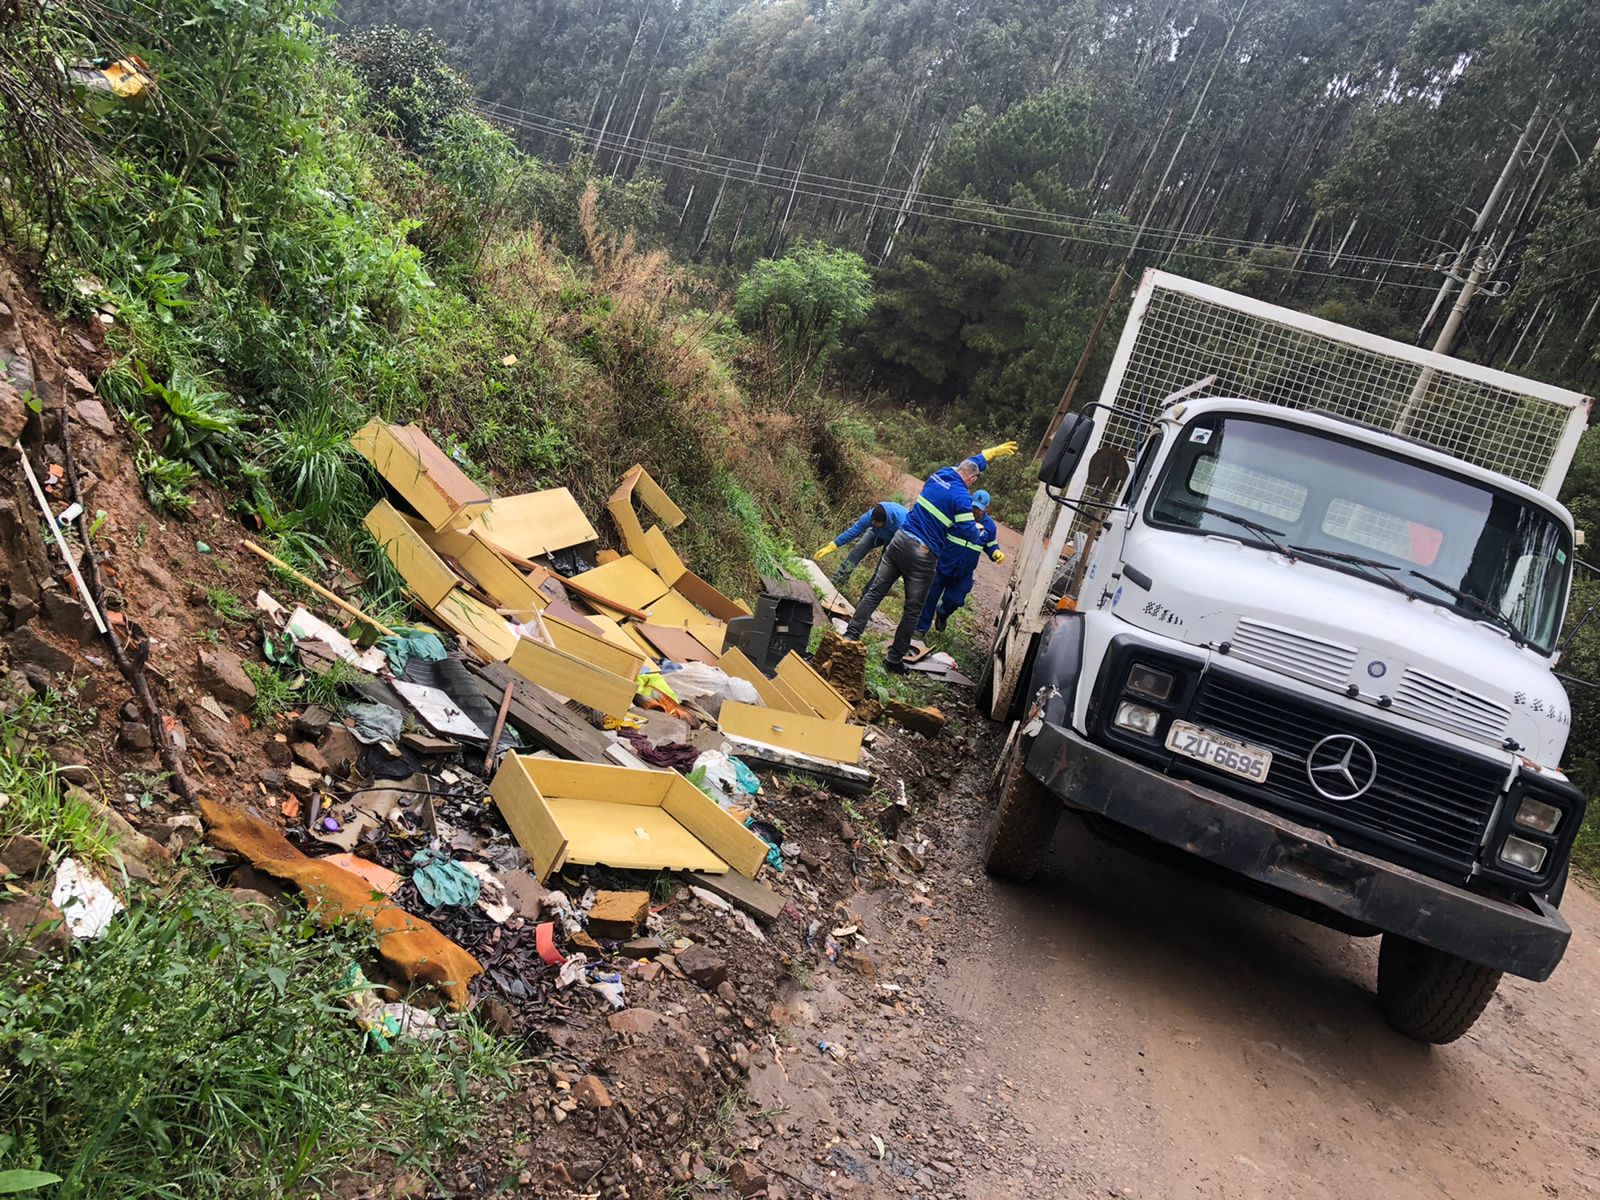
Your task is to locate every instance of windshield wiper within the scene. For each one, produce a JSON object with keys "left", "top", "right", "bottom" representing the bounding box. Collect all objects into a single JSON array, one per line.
[
  {"left": 1286, "top": 545, "right": 1421, "bottom": 601},
  {"left": 1406, "top": 569, "right": 1526, "bottom": 646},
  {"left": 1165, "top": 500, "right": 1295, "bottom": 557}
]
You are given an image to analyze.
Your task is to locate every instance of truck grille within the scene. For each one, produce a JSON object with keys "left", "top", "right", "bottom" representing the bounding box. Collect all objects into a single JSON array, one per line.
[
  {"left": 1190, "top": 671, "right": 1506, "bottom": 875},
  {"left": 1229, "top": 619, "right": 1356, "bottom": 691},
  {"left": 1391, "top": 668, "right": 1511, "bottom": 744}
]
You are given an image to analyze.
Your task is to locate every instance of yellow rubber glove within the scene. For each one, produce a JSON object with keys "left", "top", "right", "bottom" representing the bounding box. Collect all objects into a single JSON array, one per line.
[
  {"left": 993, "top": 550, "right": 1006, "bottom": 564},
  {"left": 981, "top": 440, "right": 1019, "bottom": 462},
  {"left": 815, "top": 542, "right": 839, "bottom": 560}
]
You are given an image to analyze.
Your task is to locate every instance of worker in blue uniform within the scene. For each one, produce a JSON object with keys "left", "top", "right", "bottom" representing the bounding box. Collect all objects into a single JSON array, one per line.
[
  {"left": 814, "top": 501, "right": 908, "bottom": 587},
  {"left": 917, "top": 490, "right": 1004, "bottom": 636},
  {"left": 844, "top": 441, "right": 1018, "bottom": 671}
]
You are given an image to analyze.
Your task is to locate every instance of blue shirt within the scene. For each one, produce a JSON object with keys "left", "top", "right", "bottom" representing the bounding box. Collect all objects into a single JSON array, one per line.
[
  {"left": 902, "top": 455, "right": 987, "bottom": 553},
  {"left": 939, "top": 513, "right": 1001, "bottom": 575},
  {"left": 834, "top": 501, "right": 908, "bottom": 549}
]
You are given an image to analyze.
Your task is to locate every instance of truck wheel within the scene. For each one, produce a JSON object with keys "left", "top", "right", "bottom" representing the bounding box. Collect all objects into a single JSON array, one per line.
[
  {"left": 983, "top": 733, "right": 1058, "bottom": 882},
  {"left": 1376, "top": 934, "right": 1502, "bottom": 1044}
]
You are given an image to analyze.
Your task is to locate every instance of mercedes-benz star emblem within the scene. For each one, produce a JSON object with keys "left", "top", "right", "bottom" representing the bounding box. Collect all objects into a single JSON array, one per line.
[{"left": 1306, "top": 734, "right": 1378, "bottom": 801}]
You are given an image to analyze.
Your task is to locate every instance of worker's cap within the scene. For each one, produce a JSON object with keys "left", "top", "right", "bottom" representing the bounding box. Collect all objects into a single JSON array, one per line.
[
  {"left": 958, "top": 457, "right": 983, "bottom": 475},
  {"left": 972, "top": 489, "right": 990, "bottom": 509}
]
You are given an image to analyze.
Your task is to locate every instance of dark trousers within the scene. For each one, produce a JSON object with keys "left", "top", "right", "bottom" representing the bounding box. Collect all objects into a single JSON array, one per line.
[
  {"left": 844, "top": 530, "right": 936, "bottom": 663},
  {"left": 832, "top": 536, "right": 882, "bottom": 586},
  {"left": 917, "top": 568, "right": 975, "bottom": 632}
]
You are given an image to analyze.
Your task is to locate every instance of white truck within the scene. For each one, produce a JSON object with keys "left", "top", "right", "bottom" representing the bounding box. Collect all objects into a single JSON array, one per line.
[{"left": 980, "top": 269, "right": 1593, "bottom": 1043}]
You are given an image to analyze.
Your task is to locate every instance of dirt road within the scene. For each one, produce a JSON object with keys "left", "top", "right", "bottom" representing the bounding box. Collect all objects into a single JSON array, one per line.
[{"left": 743, "top": 721, "right": 1600, "bottom": 1200}]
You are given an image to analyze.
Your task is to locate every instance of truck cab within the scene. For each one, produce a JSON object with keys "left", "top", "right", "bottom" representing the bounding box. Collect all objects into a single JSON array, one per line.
[{"left": 983, "top": 273, "right": 1593, "bottom": 1044}]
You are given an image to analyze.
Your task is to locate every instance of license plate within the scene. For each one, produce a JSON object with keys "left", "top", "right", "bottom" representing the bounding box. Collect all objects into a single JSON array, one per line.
[{"left": 1165, "top": 720, "right": 1273, "bottom": 782}]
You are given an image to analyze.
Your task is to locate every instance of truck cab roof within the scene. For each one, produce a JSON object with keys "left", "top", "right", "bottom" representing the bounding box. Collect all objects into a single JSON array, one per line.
[{"left": 1162, "top": 397, "right": 1576, "bottom": 531}]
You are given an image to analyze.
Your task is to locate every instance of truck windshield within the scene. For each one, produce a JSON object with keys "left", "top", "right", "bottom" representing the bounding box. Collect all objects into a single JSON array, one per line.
[{"left": 1146, "top": 414, "right": 1572, "bottom": 654}]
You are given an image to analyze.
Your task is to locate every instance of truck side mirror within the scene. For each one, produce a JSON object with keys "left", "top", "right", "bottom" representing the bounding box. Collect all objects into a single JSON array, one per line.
[{"left": 1039, "top": 412, "right": 1095, "bottom": 489}]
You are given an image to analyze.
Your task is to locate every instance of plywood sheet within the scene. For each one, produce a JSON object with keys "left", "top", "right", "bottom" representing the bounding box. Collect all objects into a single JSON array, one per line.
[
  {"left": 768, "top": 674, "right": 822, "bottom": 718},
  {"left": 432, "top": 588, "right": 519, "bottom": 662},
  {"left": 469, "top": 488, "right": 599, "bottom": 559},
  {"left": 719, "top": 647, "right": 809, "bottom": 715},
  {"left": 423, "top": 526, "right": 545, "bottom": 616},
  {"left": 509, "top": 637, "right": 639, "bottom": 716},
  {"left": 684, "top": 620, "right": 725, "bottom": 654},
  {"left": 637, "top": 623, "right": 719, "bottom": 665},
  {"left": 660, "top": 776, "right": 768, "bottom": 878},
  {"left": 545, "top": 798, "right": 728, "bottom": 873},
  {"left": 643, "top": 588, "right": 705, "bottom": 628},
  {"left": 544, "top": 612, "right": 648, "bottom": 680},
  {"left": 364, "top": 500, "right": 457, "bottom": 609},
  {"left": 582, "top": 612, "right": 658, "bottom": 664},
  {"left": 488, "top": 754, "right": 569, "bottom": 879},
  {"left": 571, "top": 555, "right": 671, "bottom": 614},
  {"left": 607, "top": 465, "right": 687, "bottom": 569},
  {"left": 718, "top": 701, "right": 864, "bottom": 765},
  {"left": 527, "top": 760, "right": 672, "bottom": 806},
  {"left": 351, "top": 419, "right": 488, "bottom": 532},
  {"left": 777, "top": 651, "right": 853, "bottom": 722},
  {"left": 643, "top": 526, "right": 687, "bottom": 586},
  {"left": 673, "top": 570, "right": 750, "bottom": 621}
]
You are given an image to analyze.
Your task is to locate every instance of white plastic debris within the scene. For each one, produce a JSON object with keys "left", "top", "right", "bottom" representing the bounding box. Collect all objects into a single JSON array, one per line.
[{"left": 51, "top": 858, "right": 122, "bottom": 939}]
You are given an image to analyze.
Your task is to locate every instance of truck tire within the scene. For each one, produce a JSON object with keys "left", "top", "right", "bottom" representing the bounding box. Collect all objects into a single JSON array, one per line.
[
  {"left": 1376, "top": 934, "right": 1502, "bottom": 1045},
  {"left": 983, "top": 732, "right": 1059, "bottom": 882}
]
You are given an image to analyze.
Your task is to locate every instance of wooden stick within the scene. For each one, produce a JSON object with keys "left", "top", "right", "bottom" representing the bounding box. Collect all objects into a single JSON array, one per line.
[
  {"left": 483, "top": 682, "right": 514, "bottom": 775},
  {"left": 15, "top": 441, "right": 108, "bottom": 635},
  {"left": 240, "top": 538, "right": 399, "bottom": 639}
]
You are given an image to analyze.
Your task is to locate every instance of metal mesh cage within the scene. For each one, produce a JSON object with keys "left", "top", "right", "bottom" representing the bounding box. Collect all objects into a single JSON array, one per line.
[{"left": 1097, "top": 283, "right": 1576, "bottom": 489}]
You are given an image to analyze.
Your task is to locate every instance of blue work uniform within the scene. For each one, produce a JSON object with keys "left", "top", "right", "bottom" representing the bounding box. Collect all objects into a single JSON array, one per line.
[
  {"left": 918, "top": 513, "right": 1001, "bottom": 632},
  {"left": 829, "top": 501, "right": 907, "bottom": 585},
  {"left": 845, "top": 453, "right": 989, "bottom": 665}
]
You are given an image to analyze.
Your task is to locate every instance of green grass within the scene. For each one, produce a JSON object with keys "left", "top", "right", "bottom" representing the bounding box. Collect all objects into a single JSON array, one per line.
[
  {"left": 241, "top": 662, "right": 293, "bottom": 722},
  {"left": 300, "top": 659, "right": 362, "bottom": 715},
  {"left": 202, "top": 587, "right": 251, "bottom": 624},
  {"left": 0, "top": 690, "right": 116, "bottom": 864},
  {"left": 0, "top": 882, "right": 512, "bottom": 1198}
]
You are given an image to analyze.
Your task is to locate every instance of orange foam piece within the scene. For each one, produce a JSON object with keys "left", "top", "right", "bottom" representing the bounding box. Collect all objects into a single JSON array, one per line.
[{"left": 201, "top": 798, "right": 481, "bottom": 1008}]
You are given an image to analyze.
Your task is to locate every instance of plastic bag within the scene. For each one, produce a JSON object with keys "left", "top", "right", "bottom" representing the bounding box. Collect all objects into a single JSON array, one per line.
[
  {"left": 689, "top": 749, "right": 762, "bottom": 807},
  {"left": 662, "top": 662, "right": 760, "bottom": 715}
]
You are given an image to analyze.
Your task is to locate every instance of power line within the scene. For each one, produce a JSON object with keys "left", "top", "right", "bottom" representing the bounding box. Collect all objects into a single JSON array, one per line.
[{"left": 477, "top": 102, "right": 1442, "bottom": 288}]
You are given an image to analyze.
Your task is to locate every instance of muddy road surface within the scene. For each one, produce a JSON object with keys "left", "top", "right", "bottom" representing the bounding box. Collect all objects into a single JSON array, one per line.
[{"left": 744, "top": 725, "right": 1600, "bottom": 1200}]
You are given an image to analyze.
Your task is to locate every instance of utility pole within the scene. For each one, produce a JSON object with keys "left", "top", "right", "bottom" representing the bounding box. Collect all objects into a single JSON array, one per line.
[{"left": 1394, "top": 245, "right": 1497, "bottom": 434}]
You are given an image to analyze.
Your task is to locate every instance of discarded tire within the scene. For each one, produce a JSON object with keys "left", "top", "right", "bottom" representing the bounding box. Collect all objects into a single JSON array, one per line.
[
  {"left": 1376, "top": 934, "right": 1502, "bottom": 1044},
  {"left": 983, "top": 734, "right": 1058, "bottom": 882}
]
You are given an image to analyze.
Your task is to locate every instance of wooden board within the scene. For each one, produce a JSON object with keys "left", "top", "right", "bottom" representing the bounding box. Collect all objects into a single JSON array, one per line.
[
  {"left": 673, "top": 569, "right": 750, "bottom": 621},
  {"left": 637, "top": 623, "right": 719, "bottom": 665},
  {"left": 351, "top": 419, "right": 488, "bottom": 532},
  {"left": 546, "top": 798, "right": 728, "bottom": 873},
  {"left": 509, "top": 637, "right": 639, "bottom": 716},
  {"left": 686, "top": 870, "right": 784, "bottom": 923},
  {"left": 660, "top": 777, "right": 769, "bottom": 878},
  {"left": 721, "top": 734, "right": 874, "bottom": 795},
  {"left": 581, "top": 611, "right": 658, "bottom": 663},
  {"left": 684, "top": 620, "right": 726, "bottom": 654},
  {"left": 607, "top": 465, "right": 688, "bottom": 569},
  {"left": 544, "top": 599, "right": 604, "bottom": 636},
  {"left": 544, "top": 612, "right": 648, "bottom": 680},
  {"left": 718, "top": 646, "right": 809, "bottom": 715},
  {"left": 643, "top": 526, "right": 687, "bottom": 586},
  {"left": 364, "top": 500, "right": 457, "bottom": 609},
  {"left": 527, "top": 760, "right": 673, "bottom": 806},
  {"left": 488, "top": 753, "right": 570, "bottom": 879},
  {"left": 769, "top": 673, "right": 822, "bottom": 718},
  {"left": 468, "top": 661, "right": 614, "bottom": 763},
  {"left": 571, "top": 555, "right": 671, "bottom": 615},
  {"left": 469, "top": 488, "right": 599, "bottom": 559},
  {"left": 776, "top": 651, "right": 853, "bottom": 722},
  {"left": 643, "top": 588, "right": 705, "bottom": 628},
  {"left": 422, "top": 525, "right": 546, "bottom": 617},
  {"left": 431, "top": 588, "right": 519, "bottom": 661},
  {"left": 718, "top": 701, "right": 864, "bottom": 765}
]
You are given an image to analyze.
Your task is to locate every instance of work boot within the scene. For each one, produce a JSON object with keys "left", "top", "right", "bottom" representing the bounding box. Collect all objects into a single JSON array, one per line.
[
  {"left": 913, "top": 626, "right": 930, "bottom": 638},
  {"left": 884, "top": 659, "right": 908, "bottom": 675},
  {"left": 934, "top": 612, "right": 949, "bottom": 633}
]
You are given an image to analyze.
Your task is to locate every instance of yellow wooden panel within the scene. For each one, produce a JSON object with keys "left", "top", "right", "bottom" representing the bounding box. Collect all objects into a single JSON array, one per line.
[
  {"left": 584, "top": 613, "right": 659, "bottom": 665},
  {"left": 673, "top": 570, "right": 749, "bottom": 620},
  {"left": 768, "top": 674, "right": 821, "bottom": 718},
  {"left": 468, "top": 488, "right": 599, "bottom": 559},
  {"left": 364, "top": 500, "right": 457, "bottom": 609},
  {"left": 544, "top": 613, "right": 647, "bottom": 681},
  {"left": 527, "top": 759, "right": 673, "bottom": 806},
  {"left": 685, "top": 620, "right": 725, "bottom": 654},
  {"left": 718, "top": 647, "right": 808, "bottom": 715},
  {"left": 571, "top": 555, "right": 671, "bottom": 613},
  {"left": 422, "top": 526, "right": 546, "bottom": 616},
  {"left": 719, "top": 701, "right": 864, "bottom": 764},
  {"left": 777, "top": 652, "right": 852, "bottom": 722},
  {"left": 644, "top": 589, "right": 703, "bottom": 628},
  {"left": 509, "top": 638, "right": 639, "bottom": 716},
  {"left": 606, "top": 491, "right": 653, "bottom": 565},
  {"left": 489, "top": 755, "right": 568, "bottom": 880},
  {"left": 631, "top": 466, "right": 686, "bottom": 528},
  {"left": 642, "top": 526, "right": 687, "bottom": 586},
  {"left": 433, "top": 588, "right": 519, "bottom": 661},
  {"left": 620, "top": 623, "right": 662, "bottom": 660},
  {"left": 596, "top": 549, "right": 621, "bottom": 564},
  {"left": 544, "top": 798, "right": 729, "bottom": 873},
  {"left": 351, "top": 419, "right": 488, "bottom": 531},
  {"left": 660, "top": 775, "right": 768, "bottom": 878}
]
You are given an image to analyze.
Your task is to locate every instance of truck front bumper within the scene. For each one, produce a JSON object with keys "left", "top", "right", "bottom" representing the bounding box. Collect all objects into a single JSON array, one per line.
[{"left": 1026, "top": 722, "right": 1571, "bottom": 981}]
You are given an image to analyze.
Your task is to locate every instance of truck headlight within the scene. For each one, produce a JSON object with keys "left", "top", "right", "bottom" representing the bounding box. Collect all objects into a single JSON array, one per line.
[
  {"left": 1113, "top": 701, "right": 1161, "bottom": 737},
  {"left": 1126, "top": 664, "right": 1175, "bottom": 701},
  {"left": 1500, "top": 835, "right": 1548, "bottom": 874},
  {"left": 1514, "top": 795, "right": 1562, "bottom": 834}
]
